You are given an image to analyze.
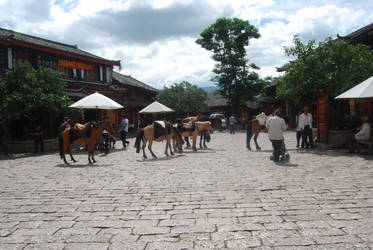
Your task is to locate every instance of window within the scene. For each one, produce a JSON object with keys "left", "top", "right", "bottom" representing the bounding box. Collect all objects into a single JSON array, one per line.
[
  {"left": 0, "top": 47, "right": 7, "bottom": 74},
  {"left": 37, "top": 54, "right": 58, "bottom": 69},
  {"left": 106, "top": 67, "right": 112, "bottom": 83},
  {"left": 102, "top": 66, "right": 107, "bottom": 83}
]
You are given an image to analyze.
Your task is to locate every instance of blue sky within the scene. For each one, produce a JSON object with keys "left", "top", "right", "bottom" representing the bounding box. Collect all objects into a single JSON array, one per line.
[{"left": 1, "top": 0, "right": 372, "bottom": 89}]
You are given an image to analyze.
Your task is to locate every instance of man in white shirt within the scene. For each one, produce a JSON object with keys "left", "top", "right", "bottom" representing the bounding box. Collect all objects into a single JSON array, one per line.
[
  {"left": 300, "top": 106, "right": 314, "bottom": 149},
  {"left": 346, "top": 115, "right": 371, "bottom": 153},
  {"left": 229, "top": 115, "right": 236, "bottom": 134},
  {"left": 266, "top": 110, "right": 287, "bottom": 162},
  {"left": 295, "top": 110, "right": 303, "bottom": 148}
]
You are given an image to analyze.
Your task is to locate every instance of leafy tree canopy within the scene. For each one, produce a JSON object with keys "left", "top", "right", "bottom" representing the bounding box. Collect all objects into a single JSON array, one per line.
[
  {"left": 277, "top": 35, "right": 373, "bottom": 103},
  {"left": 0, "top": 62, "right": 72, "bottom": 122},
  {"left": 196, "top": 17, "right": 261, "bottom": 112},
  {"left": 157, "top": 81, "right": 207, "bottom": 113}
]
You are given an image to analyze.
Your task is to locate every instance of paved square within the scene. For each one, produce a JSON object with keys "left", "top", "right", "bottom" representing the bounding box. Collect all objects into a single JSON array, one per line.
[{"left": 0, "top": 131, "right": 372, "bottom": 249}]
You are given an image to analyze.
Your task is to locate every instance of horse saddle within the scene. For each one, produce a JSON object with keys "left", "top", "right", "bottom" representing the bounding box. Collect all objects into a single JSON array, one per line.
[
  {"left": 177, "top": 122, "right": 195, "bottom": 133},
  {"left": 69, "top": 122, "right": 95, "bottom": 142},
  {"left": 74, "top": 123, "right": 89, "bottom": 131},
  {"left": 153, "top": 121, "right": 170, "bottom": 139}
]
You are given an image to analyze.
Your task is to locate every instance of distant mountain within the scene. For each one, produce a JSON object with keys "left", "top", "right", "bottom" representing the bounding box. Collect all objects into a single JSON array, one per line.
[{"left": 202, "top": 86, "right": 219, "bottom": 92}]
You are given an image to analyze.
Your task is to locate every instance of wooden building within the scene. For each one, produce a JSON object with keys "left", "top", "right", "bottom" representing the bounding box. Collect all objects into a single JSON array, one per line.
[
  {"left": 112, "top": 71, "right": 158, "bottom": 128},
  {"left": 0, "top": 27, "right": 126, "bottom": 138}
]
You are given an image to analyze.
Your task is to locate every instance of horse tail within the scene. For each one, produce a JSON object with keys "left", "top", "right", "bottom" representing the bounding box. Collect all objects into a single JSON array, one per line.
[
  {"left": 173, "top": 126, "right": 184, "bottom": 145},
  {"left": 59, "top": 132, "right": 64, "bottom": 159},
  {"left": 135, "top": 130, "right": 144, "bottom": 153},
  {"left": 247, "top": 120, "right": 253, "bottom": 135}
]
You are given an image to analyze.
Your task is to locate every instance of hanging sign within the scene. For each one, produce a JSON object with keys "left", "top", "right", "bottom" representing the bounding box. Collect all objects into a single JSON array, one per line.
[{"left": 58, "top": 59, "right": 95, "bottom": 71}]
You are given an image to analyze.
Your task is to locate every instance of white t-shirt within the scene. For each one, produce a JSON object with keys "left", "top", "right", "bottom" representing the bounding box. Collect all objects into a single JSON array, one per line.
[
  {"left": 355, "top": 123, "right": 371, "bottom": 141},
  {"left": 300, "top": 113, "right": 312, "bottom": 129},
  {"left": 229, "top": 116, "right": 236, "bottom": 125},
  {"left": 266, "top": 116, "right": 287, "bottom": 140}
]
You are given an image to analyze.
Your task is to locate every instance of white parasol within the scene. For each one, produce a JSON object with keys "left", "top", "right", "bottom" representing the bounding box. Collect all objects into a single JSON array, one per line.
[
  {"left": 335, "top": 76, "right": 373, "bottom": 99},
  {"left": 139, "top": 101, "right": 174, "bottom": 114},
  {"left": 69, "top": 92, "right": 123, "bottom": 109}
]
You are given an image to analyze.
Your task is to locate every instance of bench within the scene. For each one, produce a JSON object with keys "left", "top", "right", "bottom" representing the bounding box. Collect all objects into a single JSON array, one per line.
[{"left": 357, "top": 140, "right": 373, "bottom": 155}]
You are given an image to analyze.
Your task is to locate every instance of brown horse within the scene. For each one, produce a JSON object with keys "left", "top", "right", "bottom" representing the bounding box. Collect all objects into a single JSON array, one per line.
[
  {"left": 59, "top": 119, "right": 113, "bottom": 164},
  {"left": 247, "top": 112, "right": 270, "bottom": 151},
  {"left": 177, "top": 119, "right": 214, "bottom": 151},
  {"left": 134, "top": 121, "right": 184, "bottom": 159}
]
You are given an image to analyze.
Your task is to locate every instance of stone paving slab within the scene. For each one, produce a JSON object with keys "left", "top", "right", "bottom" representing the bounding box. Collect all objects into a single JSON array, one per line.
[{"left": 0, "top": 131, "right": 372, "bottom": 249}]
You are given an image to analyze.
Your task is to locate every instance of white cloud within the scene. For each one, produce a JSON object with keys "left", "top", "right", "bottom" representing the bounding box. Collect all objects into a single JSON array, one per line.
[{"left": 1, "top": 0, "right": 373, "bottom": 87}]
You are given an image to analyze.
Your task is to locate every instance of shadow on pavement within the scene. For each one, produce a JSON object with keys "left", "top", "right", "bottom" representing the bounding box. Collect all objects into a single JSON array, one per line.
[
  {"left": 183, "top": 150, "right": 216, "bottom": 154},
  {"left": 54, "top": 163, "right": 113, "bottom": 168},
  {"left": 136, "top": 154, "right": 185, "bottom": 162},
  {"left": 295, "top": 147, "right": 373, "bottom": 160},
  {"left": 275, "top": 161, "right": 298, "bottom": 167}
]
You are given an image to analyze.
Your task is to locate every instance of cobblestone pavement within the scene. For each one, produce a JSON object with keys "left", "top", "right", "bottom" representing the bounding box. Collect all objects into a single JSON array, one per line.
[{"left": 0, "top": 131, "right": 372, "bottom": 249}]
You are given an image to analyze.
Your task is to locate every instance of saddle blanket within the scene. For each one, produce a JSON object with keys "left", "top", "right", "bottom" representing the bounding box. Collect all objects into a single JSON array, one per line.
[
  {"left": 154, "top": 121, "right": 166, "bottom": 128},
  {"left": 183, "top": 122, "right": 193, "bottom": 129},
  {"left": 256, "top": 112, "right": 268, "bottom": 126}
]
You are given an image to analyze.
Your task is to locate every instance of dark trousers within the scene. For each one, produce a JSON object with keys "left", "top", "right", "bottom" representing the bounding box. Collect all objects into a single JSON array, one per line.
[
  {"left": 230, "top": 124, "right": 235, "bottom": 134},
  {"left": 302, "top": 125, "right": 314, "bottom": 148},
  {"left": 102, "top": 133, "right": 109, "bottom": 154},
  {"left": 346, "top": 135, "right": 357, "bottom": 152},
  {"left": 271, "top": 140, "right": 283, "bottom": 162},
  {"left": 34, "top": 136, "right": 44, "bottom": 153},
  {"left": 120, "top": 131, "right": 128, "bottom": 148},
  {"left": 0, "top": 136, "right": 8, "bottom": 156},
  {"left": 296, "top": 131, "right": 303, "bottom": 147}
]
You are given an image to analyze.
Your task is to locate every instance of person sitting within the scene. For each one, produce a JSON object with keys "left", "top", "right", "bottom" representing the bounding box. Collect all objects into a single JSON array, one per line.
[{"left": 345, "top": 115, "right": 371, "bottom": 153}]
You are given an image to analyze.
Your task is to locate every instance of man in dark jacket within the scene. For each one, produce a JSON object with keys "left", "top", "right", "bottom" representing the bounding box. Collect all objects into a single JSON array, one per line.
[{"left": 0, "top": 119, "right": 8, "bottom": 156}]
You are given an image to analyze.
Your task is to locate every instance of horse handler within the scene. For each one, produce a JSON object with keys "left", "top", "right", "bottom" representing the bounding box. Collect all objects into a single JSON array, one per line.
[{"left": 266, "top": 110, "right": 287, "bottom": 162}]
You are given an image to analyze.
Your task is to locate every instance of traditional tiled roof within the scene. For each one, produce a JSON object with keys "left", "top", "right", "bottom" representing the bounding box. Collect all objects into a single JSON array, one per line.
[
  {"left": 0, "top": 27, "right": 120, "bottom": 66},
  {"left": 206, "top": 90, "right": 259, "bottom": 109},
  {"left": 338, "top": 23, "right": 373, "bottom": 43},
  {"left": 112, "top": 71, "right": 158, "bottom": 93}
]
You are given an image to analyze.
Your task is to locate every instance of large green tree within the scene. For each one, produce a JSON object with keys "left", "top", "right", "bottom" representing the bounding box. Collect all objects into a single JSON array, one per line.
[
  {"left": 157, "top": 81, "right": 207, "bottom": 113},
  {"left": 196, "top": 17, "right": 261, "bottom": 113},
  {"left": 0, "top": 62, "right": 71, "bottom": 123},
  {"left": 277, "top": 35, "right": 373, "bottom": 103}
]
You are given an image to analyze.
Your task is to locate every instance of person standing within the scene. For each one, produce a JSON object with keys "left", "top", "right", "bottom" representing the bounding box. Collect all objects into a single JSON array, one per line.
[
  {"left": 300, "top": 106, "right": 313, "bottom": 149},
  {"left": 33, "top": 125, "right": 44, "bottom": 154},
  {"left": 295, "top": 110, "right": 303, "bottom": 148},
  {"left": 266, "top": 110, "right": 287, "bottom": 162},
  {"left": 0, "top": 119, "right": 8, "bottom": 156},
  {"left": 229, "top": 115, "right": 236, "bottom": 134},
  {"left": 241, "top": 116, "right": 246, "bottom": 130},
  {"left": 119, "top": 115, "right": 129, "bottom": 149},
  {"left": 59, "top": 117, "right": 71, "bottom": 133}
]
